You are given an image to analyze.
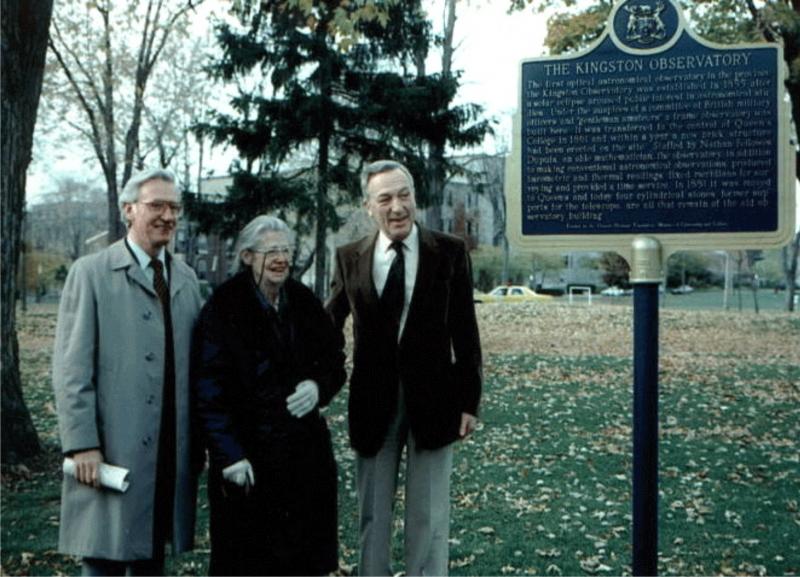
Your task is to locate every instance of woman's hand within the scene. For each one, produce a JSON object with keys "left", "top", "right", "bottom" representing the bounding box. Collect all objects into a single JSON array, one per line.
[
  {"left": 222, "top": 458, "right": 255, "bottom": 492},
  {"left": 287, "top": 380, "right": 319, "bottom": 418}
]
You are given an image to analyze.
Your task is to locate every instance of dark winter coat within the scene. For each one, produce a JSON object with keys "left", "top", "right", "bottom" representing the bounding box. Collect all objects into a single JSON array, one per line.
[{"left": 192, "top": 272, "right": 345, "bottom": 576}]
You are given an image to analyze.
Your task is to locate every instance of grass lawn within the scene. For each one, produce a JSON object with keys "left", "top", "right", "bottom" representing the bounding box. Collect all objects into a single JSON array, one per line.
[{"left": 2, "top": 303, "right": 798, "bottom": 575}]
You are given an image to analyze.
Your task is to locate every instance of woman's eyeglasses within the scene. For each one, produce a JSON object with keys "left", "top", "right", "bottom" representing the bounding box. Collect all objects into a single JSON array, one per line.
[{"left": 250, "top": 246, "right": 293, "bottom": 259}]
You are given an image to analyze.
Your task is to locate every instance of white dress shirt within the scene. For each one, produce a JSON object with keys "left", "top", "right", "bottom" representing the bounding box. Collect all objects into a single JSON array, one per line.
[
  {"left": 373, "top": 224, "right": 419, "bottom": 337},
  {"left": 126, "top": 235, "right": 168, "bottom": 284}
]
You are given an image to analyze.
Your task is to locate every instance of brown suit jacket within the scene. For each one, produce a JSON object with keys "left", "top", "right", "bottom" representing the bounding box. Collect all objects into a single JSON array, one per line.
[{"left": 326, "top": 224, "right": 482, "bottom": 457}]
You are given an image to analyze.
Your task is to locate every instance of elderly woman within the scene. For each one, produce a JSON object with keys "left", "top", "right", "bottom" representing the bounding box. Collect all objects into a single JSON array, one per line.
[{"left": 192, "top": 215, "right": 345, "bottom": 576}]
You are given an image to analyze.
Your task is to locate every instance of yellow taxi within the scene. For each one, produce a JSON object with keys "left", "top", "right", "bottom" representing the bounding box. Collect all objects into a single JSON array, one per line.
[{"left": 473, "top": 285, "right": 553, "bottom": 303}]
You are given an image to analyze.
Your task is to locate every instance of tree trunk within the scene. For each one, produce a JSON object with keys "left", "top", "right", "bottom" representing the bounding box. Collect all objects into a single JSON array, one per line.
[
  {"left": 425, "top": 149, "right": 445, "bottom": 232},
  {"left": 751, "top": 277, "right": 760, "bottom": 314},
  {"left": 105, "top": 169, "right": 125, "bottom": 242},
  {"left": 314, "top": 133, "right": 331, "bottom": 299},
  {"left": 1, "top": 0, "right": 54, "bottom": 465},
  {"left": 441, "top": 0, "right": 456, "bottom": 79},
  {"left": 501, "top": 235, "right": 510, "bottom": 284},
  {"left": 314, "top": 50, "right": 333, "bottom": 299},
  {"left": 100, "top": 4, "right": 125, "bottom": 242},
  {"left": 424, "top": 0, "right": 457, "bottom": 233},
  {"left": 783, "top": 232, "right": 800, "bottom": 312},
  {"left": 20, "top": 213, "right": 28, "bottom": 312}
]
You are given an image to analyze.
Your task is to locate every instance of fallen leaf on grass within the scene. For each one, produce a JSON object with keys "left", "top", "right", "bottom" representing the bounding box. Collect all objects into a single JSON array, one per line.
[
  {"left": 579, "top": 556, "right": 613, "bottom": 574},
  {"left": 450, "top": 555, "right": 475, "bottom": 569},
  {"left": 546, "top": 563, "right": 562, "bottom": 575}
]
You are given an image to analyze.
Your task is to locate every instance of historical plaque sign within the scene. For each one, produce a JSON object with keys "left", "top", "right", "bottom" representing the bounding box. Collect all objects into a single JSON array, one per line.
[{"left": 507, "top": 0, "right": 795, "bottom": 259}]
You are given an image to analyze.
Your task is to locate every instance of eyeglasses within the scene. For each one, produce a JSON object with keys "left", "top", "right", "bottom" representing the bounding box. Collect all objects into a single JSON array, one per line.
[
  {"left": 250, "top": 245, "right": 293, "bottom": 259},
  {"left": 137, "top": 200, "right": 183, "bottom": 216}
]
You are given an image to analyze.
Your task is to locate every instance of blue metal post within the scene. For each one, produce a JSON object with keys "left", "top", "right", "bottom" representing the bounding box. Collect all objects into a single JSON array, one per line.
[{"left": 632, "top": 282, "right": 659, "bottom": 576}]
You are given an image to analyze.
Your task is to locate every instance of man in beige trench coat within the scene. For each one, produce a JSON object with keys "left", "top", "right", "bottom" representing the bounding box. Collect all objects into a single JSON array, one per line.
[{"left": 52, "top": 168, "right": 203, "bottom": 575}]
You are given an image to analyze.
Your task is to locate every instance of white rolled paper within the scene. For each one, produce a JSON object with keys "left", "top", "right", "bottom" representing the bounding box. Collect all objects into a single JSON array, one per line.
[{"left": 62, "top": 458, "right": 130, "bottom": 492}]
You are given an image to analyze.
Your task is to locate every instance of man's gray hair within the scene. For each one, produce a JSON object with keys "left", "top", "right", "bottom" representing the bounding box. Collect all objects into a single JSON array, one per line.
[
  {"left": 118, "top": 168, "right": 177, "bottom": 224},
  {"left": 361, "top": 160, "right": 415, "bottom": 200},
  {"left": 234, "top": 215, "right": 293, "bottom": 271}
]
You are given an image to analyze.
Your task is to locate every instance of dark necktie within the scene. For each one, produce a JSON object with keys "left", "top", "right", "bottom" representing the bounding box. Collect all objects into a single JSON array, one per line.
[
  {"left": 151, "top": 259, "right": 170, "bottom": 307},
  {"left": 150, "top": 258, "right": 175, "bottom": 552},
  {"left": 381, "top": 241, "right": 406, "bottom": 328}
]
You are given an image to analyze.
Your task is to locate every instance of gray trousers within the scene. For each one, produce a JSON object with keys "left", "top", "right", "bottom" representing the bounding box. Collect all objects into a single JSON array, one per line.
[{"left": 356, "top": 392, "right": 454, "bottom": 576}]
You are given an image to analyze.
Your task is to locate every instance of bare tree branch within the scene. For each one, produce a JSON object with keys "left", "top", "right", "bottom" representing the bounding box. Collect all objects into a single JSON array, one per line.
[
  {"left": 47, "top": 38, "right": 110, "bottom": 178},
  {"left": 50, "top": 20, "right": 108, "bottom": 119}
]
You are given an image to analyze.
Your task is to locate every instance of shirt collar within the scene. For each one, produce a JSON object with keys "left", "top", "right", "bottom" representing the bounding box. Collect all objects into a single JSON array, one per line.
[
  {"left": 126, "top": 234, "right": 166, "bottom": 269},
  {"left": 377, "top": 223, "right": 418, "bottom": 253}
]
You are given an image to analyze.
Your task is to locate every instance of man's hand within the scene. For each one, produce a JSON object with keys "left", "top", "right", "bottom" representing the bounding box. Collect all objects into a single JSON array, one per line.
[
  {"left": 459, "top": 413, "right": 478, "bottom": 438},
  {"left": 287, "top": 380, "right": 320, "bottom": 418},
  {"left": 72, "top": 449, "right": 104, "bottom": 488}
]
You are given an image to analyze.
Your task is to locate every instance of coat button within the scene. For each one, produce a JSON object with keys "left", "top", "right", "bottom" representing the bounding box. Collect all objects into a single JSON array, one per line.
[
  {"left": 145, "top": 352, "right": 156, "bottom": 361},
  {"left": 142, "top": 310, "right": 153, "bottom": 320},
  {"left": 146, "top": 395, "right": 154, "bottom": 405}
]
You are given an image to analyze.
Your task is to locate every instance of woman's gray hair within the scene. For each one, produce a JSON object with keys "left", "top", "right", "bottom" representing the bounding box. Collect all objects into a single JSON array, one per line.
[
  {"left": 361, "top": 160, "right": 415, "bottom": 200},
  {"left": 234, "top": 215, "right": 292, "bottom": 270},
  {"left": 118, "top": 168, "right": 177, "bottom": 224}
]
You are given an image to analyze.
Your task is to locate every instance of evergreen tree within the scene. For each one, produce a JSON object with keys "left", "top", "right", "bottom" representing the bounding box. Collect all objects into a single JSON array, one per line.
[{"left": 193, "top": 0, "right": 489, "bottom": 297}]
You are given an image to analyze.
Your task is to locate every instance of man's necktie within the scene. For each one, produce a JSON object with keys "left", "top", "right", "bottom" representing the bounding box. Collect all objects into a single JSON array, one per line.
[
  {"left": 151, "top": 258, "right": 169, "bottom": 307},
  {"left": 149, "top": 258, "right": 175, "bottom": 551},
  {"left": 381, "top": 241, "right": 406, "bottom": 328}
]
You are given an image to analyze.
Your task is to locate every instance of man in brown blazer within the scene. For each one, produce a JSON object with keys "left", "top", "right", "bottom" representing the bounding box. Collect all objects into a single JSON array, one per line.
[{"left": 326, "top": 160, "right": 482, "bottom": 576}]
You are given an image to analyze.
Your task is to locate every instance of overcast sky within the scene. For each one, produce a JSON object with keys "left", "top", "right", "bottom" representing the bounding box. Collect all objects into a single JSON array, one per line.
[
  {"left": 443, "top": 1, "right": 548, "bottom": 153},
  {"left": 26, "top": 2, "right": 549, "bottom": 203}
]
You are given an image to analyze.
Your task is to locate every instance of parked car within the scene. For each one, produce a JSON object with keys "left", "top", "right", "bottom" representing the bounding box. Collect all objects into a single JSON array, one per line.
[
  {"left": 474, "top": 285, "right": 553, "bottom": 303},
  {"left": 601, "top": 286, "right": 628, "bottom": 297},
  {"left": 473, "top": 289, "right": 495, "bottom": 304},
  {"left": 670, "top": 285, "right": 694, "bottom": 295}
]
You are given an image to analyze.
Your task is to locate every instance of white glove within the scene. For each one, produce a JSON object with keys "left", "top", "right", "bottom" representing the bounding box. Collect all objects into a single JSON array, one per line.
[
  {"left": 222, "top": 458, "right": 254, "bottom": 488},
  {"left": 287, "top": 379, "right": 319, "bottom": 418}
]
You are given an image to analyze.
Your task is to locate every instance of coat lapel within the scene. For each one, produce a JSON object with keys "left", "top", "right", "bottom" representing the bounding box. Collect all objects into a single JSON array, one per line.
[
  {"left": 169, "top": 256, "right": 192, "bottom": 301},
  {"left": 403, "top": 224, "right": 441, "bottom": 339},
  {"left": 108, "top": 239, "right": 189, "bottom": 302},
  {"left": 353, "top": 233, "right": 380, "bottom": 313},
  {"left": 108, "top": 240, "right": 158, "bottom": 298}
]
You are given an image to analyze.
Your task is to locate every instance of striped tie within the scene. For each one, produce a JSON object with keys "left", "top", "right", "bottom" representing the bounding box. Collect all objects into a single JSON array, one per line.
[{"left": 151, "top": 258, "right": 169, "bottom": 307}]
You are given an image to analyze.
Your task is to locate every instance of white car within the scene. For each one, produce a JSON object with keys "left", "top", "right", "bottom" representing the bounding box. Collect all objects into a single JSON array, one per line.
[{"left": 601, "top": 286, "right": 627, "bottom": 297}]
